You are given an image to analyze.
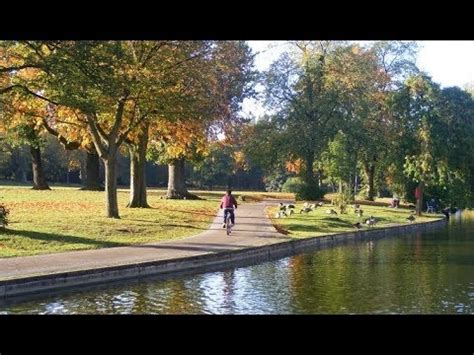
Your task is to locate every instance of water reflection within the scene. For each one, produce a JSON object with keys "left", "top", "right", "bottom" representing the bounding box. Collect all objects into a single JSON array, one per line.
[{"left": 1, "top": 211, "right": 473, "bottom": 314}]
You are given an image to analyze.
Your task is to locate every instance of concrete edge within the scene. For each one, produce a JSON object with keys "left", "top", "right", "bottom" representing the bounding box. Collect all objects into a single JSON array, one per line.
[{"left": 0, "top": 218, "right": 447, "bottom": 299}]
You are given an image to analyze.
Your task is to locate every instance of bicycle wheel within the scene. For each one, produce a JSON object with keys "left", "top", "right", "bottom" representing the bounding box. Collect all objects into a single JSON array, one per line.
[{"left": 226, "top": 218, "right": 232, "bottom": 235}]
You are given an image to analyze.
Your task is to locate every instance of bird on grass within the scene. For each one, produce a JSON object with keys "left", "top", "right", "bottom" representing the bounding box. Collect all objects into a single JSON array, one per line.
[
  {"left": 279, "top": 203, "right": 295, "bottom": 211},
  {"left": 352, "top": 222, "right": 362, "bottom": 229},
  {"left": 326, "top": 209, "right": 338, "bottom": 215},
  {"left": 365, "top": 216, "right": 377, "bottom": 227},
  {"left": 406, "top": 214, "right": 416, "bottom": 222}
]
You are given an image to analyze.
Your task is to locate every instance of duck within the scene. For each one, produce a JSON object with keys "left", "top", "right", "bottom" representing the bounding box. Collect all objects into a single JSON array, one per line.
[
  {"left": 352, "top": 222, "right": 362, "bottom": 229},
  {"left": 406, "top": 214, "right": 416, "bottom": 222}
]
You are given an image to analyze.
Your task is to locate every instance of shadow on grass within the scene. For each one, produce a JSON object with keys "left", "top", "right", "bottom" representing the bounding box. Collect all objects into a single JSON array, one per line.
[
  {"left": 283, "top": 217, "right": 355, "bottom": 234},
  {"left": 2, "top": 229, "right": 128, "bottom": 249}
]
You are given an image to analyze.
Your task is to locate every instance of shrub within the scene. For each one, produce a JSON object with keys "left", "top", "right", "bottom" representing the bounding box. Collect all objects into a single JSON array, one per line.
[
  {"left": 281, "top": 177, "right": 304, "bottom": 193},
  {"left": 334, "top": 189, "right": 354, "bottom": 214},
  {"left": 295, "top": 184, "right": 324, "bottom": 201}
]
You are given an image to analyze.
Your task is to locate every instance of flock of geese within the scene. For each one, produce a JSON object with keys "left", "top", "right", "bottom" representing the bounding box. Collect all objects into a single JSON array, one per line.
[{"left": 275, "top": 201, "right": 418, "bottom": 229}]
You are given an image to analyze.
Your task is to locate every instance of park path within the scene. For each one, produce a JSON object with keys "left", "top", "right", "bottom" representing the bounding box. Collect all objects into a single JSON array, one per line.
[{"left": 0, "top": 200, "right": 291, "bottom": 281}]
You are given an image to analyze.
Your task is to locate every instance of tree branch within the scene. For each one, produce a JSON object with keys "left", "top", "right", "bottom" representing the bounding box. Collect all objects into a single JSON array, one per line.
[
  {"left": 41, "top": 118, "right": 81, "bottom": 151},
  {"left": 86, "top": 114, "right": 108, "bottom": 159}
]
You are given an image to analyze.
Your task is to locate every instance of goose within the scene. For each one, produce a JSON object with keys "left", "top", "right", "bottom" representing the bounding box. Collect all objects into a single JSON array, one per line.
[{"left": 365, "top": 216, "right": 377, "bottom": 227}]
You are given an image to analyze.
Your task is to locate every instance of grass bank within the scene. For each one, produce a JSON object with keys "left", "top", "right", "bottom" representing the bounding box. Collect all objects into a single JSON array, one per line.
[{"left": 268, "top": 202, "right": 444, "bottom": 238}]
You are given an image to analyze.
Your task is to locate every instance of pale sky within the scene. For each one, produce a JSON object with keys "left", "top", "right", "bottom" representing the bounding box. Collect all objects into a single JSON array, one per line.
[{"left": 242, "top": 41, "right": 474, "bottom": 119}]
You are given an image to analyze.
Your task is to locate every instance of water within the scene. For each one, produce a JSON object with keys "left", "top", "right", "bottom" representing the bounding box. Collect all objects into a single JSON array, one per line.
[{"left": 1, "top": 211, "right": 473, "bottom": 314}]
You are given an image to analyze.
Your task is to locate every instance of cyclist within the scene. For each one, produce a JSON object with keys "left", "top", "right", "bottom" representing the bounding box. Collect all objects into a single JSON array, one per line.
[{"left": 220, "top": 189, "right": 238, "bottom": 228}]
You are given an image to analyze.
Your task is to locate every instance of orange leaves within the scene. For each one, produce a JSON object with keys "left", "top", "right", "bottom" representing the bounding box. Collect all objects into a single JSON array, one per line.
[{"left": 285, "top": 158, "right": 303, "bottom": 174}]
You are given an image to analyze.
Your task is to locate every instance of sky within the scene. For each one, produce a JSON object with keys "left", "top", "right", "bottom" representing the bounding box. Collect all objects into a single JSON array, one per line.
[{"left": 242, "top": 41, "right": 474, "bottom": 119}]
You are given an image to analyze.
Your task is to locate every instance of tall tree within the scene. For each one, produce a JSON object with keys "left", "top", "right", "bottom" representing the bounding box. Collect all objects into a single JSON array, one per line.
[{"left": 263, "top": 41, "right": 361, "bottom": 199}]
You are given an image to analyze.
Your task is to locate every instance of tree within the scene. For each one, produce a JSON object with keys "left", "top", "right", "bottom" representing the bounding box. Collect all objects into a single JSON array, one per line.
[
  {"left": 42, "top": 104, "right": 103, "bottom": 190},
  {"left": 1, "top": 41, "right": 217, "bottom": 217},
  {"left": 148, "top": 41, "right": 256, "bottom": 199},
  {"left": 322, "top": 130, "right": 356, "bottom": 195},
  {"left": 0, "top": 89, "right": 51, "bottom": 189},
  {"left": 263, "top": 41, "right": 367, "bottom": 199},
  {"left": 338, "top": 42, "right": 418, "bottom": 200},
  {"left": 396, "top": 74, "right": 446, "bottom": 215}
]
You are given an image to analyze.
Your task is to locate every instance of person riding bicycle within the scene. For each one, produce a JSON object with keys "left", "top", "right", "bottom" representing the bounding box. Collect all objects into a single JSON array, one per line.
[{"left": 220, "top": 189, "right": 238, "bottom": 228}]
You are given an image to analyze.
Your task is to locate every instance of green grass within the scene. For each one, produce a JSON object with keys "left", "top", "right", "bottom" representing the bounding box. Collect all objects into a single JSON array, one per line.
[
  {"left": 0, "top": 186, "right": 292, "bottom": 258},
  {"left": 268, "top": 202, "right": 444, "bottom": 238}
]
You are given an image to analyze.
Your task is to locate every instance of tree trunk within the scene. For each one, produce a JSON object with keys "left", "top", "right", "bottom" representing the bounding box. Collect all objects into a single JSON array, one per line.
[
  {"left": 354, "top": 173, "right": 358, "bottom": 197},
  {"left": 81, "top": 150, "right": 104, "bottom": 191},
  {"left": 166, "top": 158, "right": 200, "bottom": 199},
  {"left": 364, "top": 164, "right": 376, "bottom": 201},
  {"left": 303, "top": 154, "right": 316, "bottom": 186},
  {"left": 30, "top": 146, "right": 50, "bottom": 190},
  {"left": 104, "top": 156, "right": 120, "bottom": 218},
  {"left": 416, "top": 181, "right": 424, "bottom": 216},
  {"left": 127, "top": 124, "right": 150, "bottom": 208}
]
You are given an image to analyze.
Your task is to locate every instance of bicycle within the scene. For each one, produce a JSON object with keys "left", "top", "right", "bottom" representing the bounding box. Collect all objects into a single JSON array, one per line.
[{"left": 223, "top": 208, "right": 235, "bottom": 236}]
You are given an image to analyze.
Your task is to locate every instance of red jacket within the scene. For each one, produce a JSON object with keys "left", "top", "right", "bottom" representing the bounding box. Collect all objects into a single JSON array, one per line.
[{"left": 220, "top": 195, "right": 238, "bottom": 209}]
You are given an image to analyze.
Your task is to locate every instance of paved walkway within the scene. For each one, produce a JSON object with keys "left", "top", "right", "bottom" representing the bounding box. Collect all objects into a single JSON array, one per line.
[{"left": 0, "top": 200, "right": 291, "bottom": 281}]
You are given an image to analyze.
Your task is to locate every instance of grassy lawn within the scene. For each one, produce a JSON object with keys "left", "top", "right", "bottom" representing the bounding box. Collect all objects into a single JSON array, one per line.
[
  {"left": 0, "top": 186, "right": 289, "bottom": 258},
  {"left": 267, "top": 202, "right": 444, "bottom": 238}
]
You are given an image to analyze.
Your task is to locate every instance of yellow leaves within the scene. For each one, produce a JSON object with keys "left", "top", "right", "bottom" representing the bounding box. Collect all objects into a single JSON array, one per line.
[
  {"left": 68, "top": 159, "right": 81, "bottom": 170},
  {"left": 232, "top": 151, "right": 247, "bottom": 170}
]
